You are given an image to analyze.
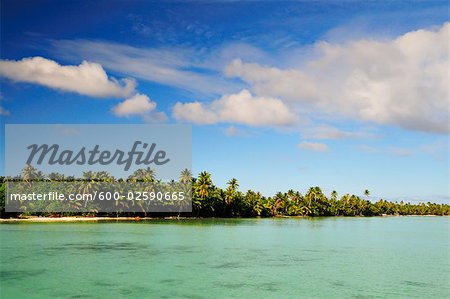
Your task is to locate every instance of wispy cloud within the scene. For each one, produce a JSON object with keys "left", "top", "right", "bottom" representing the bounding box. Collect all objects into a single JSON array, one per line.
[
  {"left": 359, "top": 145, "right": 414, "bottom": 157},
  {"left": 302, "top": 125, "right": 380, "bottom": 140},
  {"left": 359, "top": 145, "right": 380, "bottom": 154},
  {"left": 420, "top": 139, "right": 449, "bottom": 161},
  {"left": 47, "top": 23, "right": 449, "bottom": 135},
  {"left": 50, "top": 39, "right": 241, "bottom": 96},
  {"left": 0, "top": 106, "right": 10, "bottom": 116},
  {"left": 223, "top": 125, "right": 252, "bottom": 137},
  {"left": 298, "top": 141, "right": 329, "bottom": 152},
  {"left": 53, "top": 125, "right": 80, "bottom": 136},
  {"left": 390, "top": 148, "right": 414, "bottom": 157},
  {"left": 359, "top": 139, "right": 448, "bottom": 160}
]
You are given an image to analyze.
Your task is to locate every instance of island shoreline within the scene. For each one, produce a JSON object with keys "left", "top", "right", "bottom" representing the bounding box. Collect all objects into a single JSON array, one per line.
[{"left": 0, "top": 214, "right": 446, "bottom": 223}]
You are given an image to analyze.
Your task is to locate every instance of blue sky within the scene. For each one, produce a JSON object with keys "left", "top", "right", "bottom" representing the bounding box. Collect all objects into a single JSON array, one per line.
[{"left": 0, "top": 0, "right": 449, "bottom": 202}]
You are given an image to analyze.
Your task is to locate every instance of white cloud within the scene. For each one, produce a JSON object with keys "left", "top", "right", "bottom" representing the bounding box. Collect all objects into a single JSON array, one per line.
[
  {"left": 226, "top": 59, "right": 318, "bottom": 102},
  {"left": 0, "top": 57, "right": 136, "bottom": 98},
  {"left": 359, "top": 145, "right": 380, "bottom": 154},
  {"left": 0, "top": 92, "right": 10, "bottom": 116},
  {"left": 360, "top": 139, "right": 448, "bottom": 160},
  {"left": 45, "top": 24, "right": 449, "bottom": 134},
  {"left": 112, "top": 93, "right": 168, "bottom": 122},
  {"left": 141, "top": 112, "right": 168, "bottom": 123},
  {"left": 172, "top": 89, "right": 297, "bottom": 127},
  {"left": 390, "top": 148, "right": 413, "bottom": 157},
  {"left": 224, "top": 125, "right": 251, "bottom": 137},
  {"left": 303, "top": 125, "right": 379, "bottom": 140},
  {"left": 112, "top": 93, "right": 156, "bottom": 117},
  {"left": 226, "top": 23, "right": 450, "bottom": 134},
  {"left": 0, "top": 106, "right": 10, "bottom": 116},
  {"left": 298, "top": 141, "right": 329, "bottom": 152},
  {"left": 51, "top": 40, "right": 240, "bottom": 96},
  {"left": 420, "top": 139, "right": 448, "bottom": 161},
  {"left": 224, "top": 126, "right": 241, "bottom": 137},
  {"left": 54, "top": 126, "right": 80, "bottom": 136}
]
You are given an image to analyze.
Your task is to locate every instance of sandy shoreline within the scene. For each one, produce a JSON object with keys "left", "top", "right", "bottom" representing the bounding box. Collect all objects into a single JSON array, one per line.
[
  {"left": 0, "top": 214, "right": 446, "bottom": 223},
  {"left": 0, "top": 216, "right": 187, "bottom": 223}
]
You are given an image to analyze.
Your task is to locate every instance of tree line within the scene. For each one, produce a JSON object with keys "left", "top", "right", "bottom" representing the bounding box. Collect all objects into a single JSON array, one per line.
[{"left": 0, "top": 166, "right": 449, "bottom": 217}]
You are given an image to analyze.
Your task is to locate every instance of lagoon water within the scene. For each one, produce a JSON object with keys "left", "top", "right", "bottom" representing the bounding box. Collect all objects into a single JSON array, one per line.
[{"left": 0, "top": 217, "right": 449, "bottom": 298}]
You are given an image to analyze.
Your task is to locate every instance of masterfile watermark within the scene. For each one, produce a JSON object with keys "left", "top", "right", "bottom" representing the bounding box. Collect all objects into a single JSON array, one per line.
[
  {"left": 26, "top": 141, "right": 170, "bottom": 171},
  {"left": 5, "top": 124, "right": 192, "bottom": 213}
]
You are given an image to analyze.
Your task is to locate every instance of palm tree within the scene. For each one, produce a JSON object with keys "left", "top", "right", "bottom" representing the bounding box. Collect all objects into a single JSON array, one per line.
[
  {"left": 193, "top": 171, "right": 212, "bottom": 215},
  {"left": 78, "top": 171, "right": 97, "bottom": 194},
  {"left": 272, "top": 192, "right": 287, "bottom": 216},
  {"left": 34, "top": 171, "right": 47, "bottom": 181},
  {"left": 48, "top": 172, "right": 65, "bottom": 181},
  {"left": 174, "top": 169, "right": 193, "bottom": 217},
  {"left": 96, "top": 171, "right": 114, "bottom": 182},
  {"left": 129, "top": 167, "right": 155, "bottom": 182},
  {"left": 331, "top": 190, "right": 338, "bottom": 201},
  {"left": 195, "top": 172, "right": 212, "bottom": 199},
  {"left": 305, "top": 187, "right": 317, "bottom": 216},
  {"left": 21, "top": 164, "right": 37, "bottom": 184},
  {"left": 245, "top": 191, "right": 263, "bottom": 216},
  {"left": 180, "top": 169, "right": 192, "bottom": 184},
  {"left": 225, "top": 178, "right": 239, "bottom": 205},
  {"left": 223, "top": 178, "right": 239, "bottom": 216}
]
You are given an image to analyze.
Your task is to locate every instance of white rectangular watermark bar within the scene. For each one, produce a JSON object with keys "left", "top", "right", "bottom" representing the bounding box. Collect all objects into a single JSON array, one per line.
[{"left": 5, "top": 124, "right": 192, "bottom": 213}]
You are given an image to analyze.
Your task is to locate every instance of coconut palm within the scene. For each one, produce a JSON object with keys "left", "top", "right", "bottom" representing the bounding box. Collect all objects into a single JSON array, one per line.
[
  {"left": 195, "top": 172, "right": 212, "bottom": 200},
  {"left": 180, "top": 169, "right": 192, "bottom": 184},
  {"left": 225, "top": 178, "right": 239, "bottom": 205},
  {"left": 21, "top": 164, "right": 37, "bottom": 184},
  {"left": 331, "top": 190, "right": 338, "bottom": 201},
  {"left": 48, "top": 172, "right": 65, "bottom": 181},
  {"left": 193, "top": 171, "right": 212, "bottom": 215},
  {"left": 34, "top": 171, "right": 47, "bottom": 181},
  {"left": 78, "top": 171, "right": 97, "bottom": 194},
  {"left": 129, "top": 167, "right": 155, "bottom": 182}
]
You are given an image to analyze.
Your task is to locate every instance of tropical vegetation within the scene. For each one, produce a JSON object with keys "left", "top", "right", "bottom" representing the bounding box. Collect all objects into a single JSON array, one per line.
[{"left": 1, "top": 166, "right": 449, "bottom": 218}]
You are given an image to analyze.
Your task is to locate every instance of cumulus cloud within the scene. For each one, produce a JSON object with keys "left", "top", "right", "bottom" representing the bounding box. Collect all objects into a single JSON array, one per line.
[
  {"left": 0, "top": 57, "right": 136, "bottom": 98},
  {"left": 226, "top": 23, "right": 450, "bottom": 134},
  {"left": 112, "top": 93, "right": 167, "bottom": 122},
  {"left": 172, "top": 89, "right": 297, "bottom": 126},
  {"left": 298, "top": 141, "right": 329, "bottom": 152},
  {"left": 226, "top": 59, "right": 318, "bottom": 102},
  {"left": 112, "top": 93, "right": 156, "bottom": 116}
]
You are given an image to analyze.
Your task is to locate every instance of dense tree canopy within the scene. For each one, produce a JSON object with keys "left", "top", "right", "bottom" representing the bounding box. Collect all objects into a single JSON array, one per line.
[{"left": 1, "top": 167, "right": 449, "bottom": 217}]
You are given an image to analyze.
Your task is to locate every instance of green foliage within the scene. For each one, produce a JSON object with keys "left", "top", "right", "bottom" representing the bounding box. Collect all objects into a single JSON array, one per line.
[
  {"left": 0, "top": 168, "right": 449, "bottom": 218},
  {"left": 0, "top": 177, "right": 5, "bottom": 216},
  {"left": 189, "top": 174, "right": 449, "bottom": 217}
]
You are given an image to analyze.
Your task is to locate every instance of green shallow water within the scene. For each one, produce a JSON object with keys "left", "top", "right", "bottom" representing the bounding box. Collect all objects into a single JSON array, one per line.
[{"left": 0, "top": 217, "right": 449, "bottom": 299}]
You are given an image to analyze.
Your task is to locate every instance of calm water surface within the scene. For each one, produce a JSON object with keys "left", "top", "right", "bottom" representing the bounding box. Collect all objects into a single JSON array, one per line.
[{"left": 0, "top": 217, "right": 449, "bottom": 298}]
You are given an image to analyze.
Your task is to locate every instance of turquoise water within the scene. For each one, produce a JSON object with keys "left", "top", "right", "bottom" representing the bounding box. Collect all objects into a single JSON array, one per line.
[{"left": 0, "top": 217, "right": 449, "bottom": 298}]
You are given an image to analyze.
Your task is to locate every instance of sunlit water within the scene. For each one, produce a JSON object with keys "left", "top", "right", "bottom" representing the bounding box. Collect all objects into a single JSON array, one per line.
[{"left": 0, "top": 217, "right": 449, "bottom": 298}]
